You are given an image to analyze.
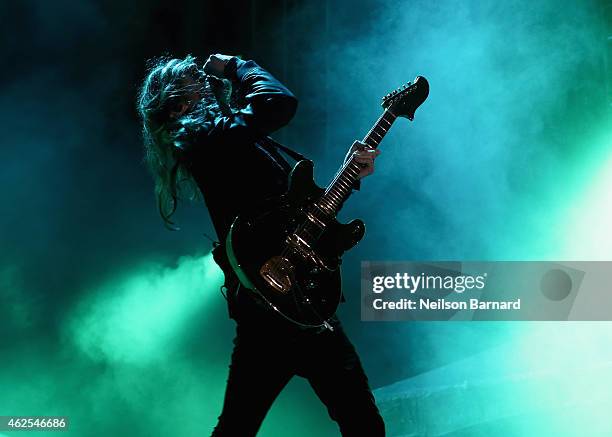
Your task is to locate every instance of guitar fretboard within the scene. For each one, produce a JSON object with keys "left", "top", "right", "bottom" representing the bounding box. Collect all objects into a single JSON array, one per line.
[{"left": 315, "top": 109, "right": 397, "bottom": 215}]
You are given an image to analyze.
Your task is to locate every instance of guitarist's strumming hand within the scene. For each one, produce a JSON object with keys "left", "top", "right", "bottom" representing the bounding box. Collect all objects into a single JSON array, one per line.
[{"left": 345, "top": 141, "right": 381, "bottom": 179}]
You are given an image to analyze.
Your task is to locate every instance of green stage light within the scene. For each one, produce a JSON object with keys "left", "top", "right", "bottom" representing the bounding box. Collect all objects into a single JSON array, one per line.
[
  {"left": 67, "top": 253, "right": 224, "bottom": 365},
  {"left": 561, "top": 145, "right": 612, "bottom": 260}
]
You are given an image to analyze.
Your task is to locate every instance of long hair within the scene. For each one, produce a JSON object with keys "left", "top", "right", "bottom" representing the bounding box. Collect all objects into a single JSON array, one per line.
[{"left": 136, "top": 54, "right": 232, "bottom": 229}]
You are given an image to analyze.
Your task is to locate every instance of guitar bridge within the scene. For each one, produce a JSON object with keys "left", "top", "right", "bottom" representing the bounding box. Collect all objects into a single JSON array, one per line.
[
  {"left": 286, "top": 234, "right": 334, "bottom": 271},
  {"left": 260, "top": 256, "right": 294, "bottom": 294}
]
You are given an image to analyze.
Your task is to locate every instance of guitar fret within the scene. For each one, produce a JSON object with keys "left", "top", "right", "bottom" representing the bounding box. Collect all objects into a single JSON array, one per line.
[
  {"left": 332, "top": 189, "right": 347, "bottom": 199},
  {"left": 330, "top": 192, "right": 343, "bottom": 205},
  {"left": 328, "top": 187, "right": 340, "bottom": 199},
  {"left": 374, "top": 127, "right": 386, "bottom": 136},
  {"left": 384, "top": 115, "right": 395, "bottom": 123},
  {"left": 337, "top": 184, "right": 351, "bottom": 194},
  {"left": 365, "top": 137, "right": 378, "bottom": 147},
  {"left": 329, "top": 191, "right": 342, "bottom": 203},
  {"left": 346, "top": 171, "right": 358, "bottom": 180},
  {"left": 337, "top": 178, "right": 351, "bottom": 190},
  {"left": 384, "top": 112, "right": 397, "bottom": 122},
  {"left": 339, "top": 172, "right": 354, "bottom": 185},
  {"left": 319, "top": 201, "right": 333, "bottom": 213},
  {"left": 334, "top": 189, "right": 348, "bottom": 199},
  {"left": 348, "top": 163, "right": 360, "bottom": 176},
  {"left": 325, "top": 190, "right": 339, "bottom": 202}
]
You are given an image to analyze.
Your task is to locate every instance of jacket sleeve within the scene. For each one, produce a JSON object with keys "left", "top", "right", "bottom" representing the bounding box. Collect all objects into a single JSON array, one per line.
[{"left": 203, "top": 58, "right": 298, "bottom": 141}]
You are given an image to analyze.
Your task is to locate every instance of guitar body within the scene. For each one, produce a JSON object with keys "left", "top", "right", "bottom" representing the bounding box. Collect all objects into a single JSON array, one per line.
[{"left": 226, "top": 160, "right": 365, "bottom": 327}]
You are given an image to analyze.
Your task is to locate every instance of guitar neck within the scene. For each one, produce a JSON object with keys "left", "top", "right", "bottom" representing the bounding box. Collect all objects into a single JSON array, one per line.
[{"left": 316, "top": 109, "right": 397, "bottom": 215}]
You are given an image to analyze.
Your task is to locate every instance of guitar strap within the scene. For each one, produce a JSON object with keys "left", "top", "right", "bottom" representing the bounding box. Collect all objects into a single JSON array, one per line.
[{"left": 259, "top": 136, "right": 309, "bottom": 164}]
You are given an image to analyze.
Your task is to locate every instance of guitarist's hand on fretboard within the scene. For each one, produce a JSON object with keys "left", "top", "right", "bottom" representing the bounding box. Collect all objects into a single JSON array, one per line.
[{"left": 344, "top": 141, "right": 381, "bottom": 179}]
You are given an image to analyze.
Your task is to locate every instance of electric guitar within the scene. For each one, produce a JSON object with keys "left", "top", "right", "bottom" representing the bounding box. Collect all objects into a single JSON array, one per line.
[{"left": 226, "top": 76, "right": 429, "bottom": 329}]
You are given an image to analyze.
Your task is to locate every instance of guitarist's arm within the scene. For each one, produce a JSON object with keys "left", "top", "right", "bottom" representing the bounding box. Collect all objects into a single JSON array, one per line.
[
  {"left": 174, "top": 55, "right": 298, "bottom": 162},
  {"left": 203, "top": 55, "right": 298, "bottom": 139}
]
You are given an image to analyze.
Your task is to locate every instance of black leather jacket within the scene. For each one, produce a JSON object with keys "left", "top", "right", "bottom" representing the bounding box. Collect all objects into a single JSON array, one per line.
[{"left": 177, "top": 57, "right": 299, "bottom": 242}]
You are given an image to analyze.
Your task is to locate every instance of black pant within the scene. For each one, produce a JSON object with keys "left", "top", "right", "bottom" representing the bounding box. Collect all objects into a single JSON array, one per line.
[{"left": 211, "top": 286, "right": 385, "bottom": 436}]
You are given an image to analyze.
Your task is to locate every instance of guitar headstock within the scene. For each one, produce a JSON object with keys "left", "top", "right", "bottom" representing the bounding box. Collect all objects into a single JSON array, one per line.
[{"left": 381, "top": 76, "right": 429, "bottom": 120}]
